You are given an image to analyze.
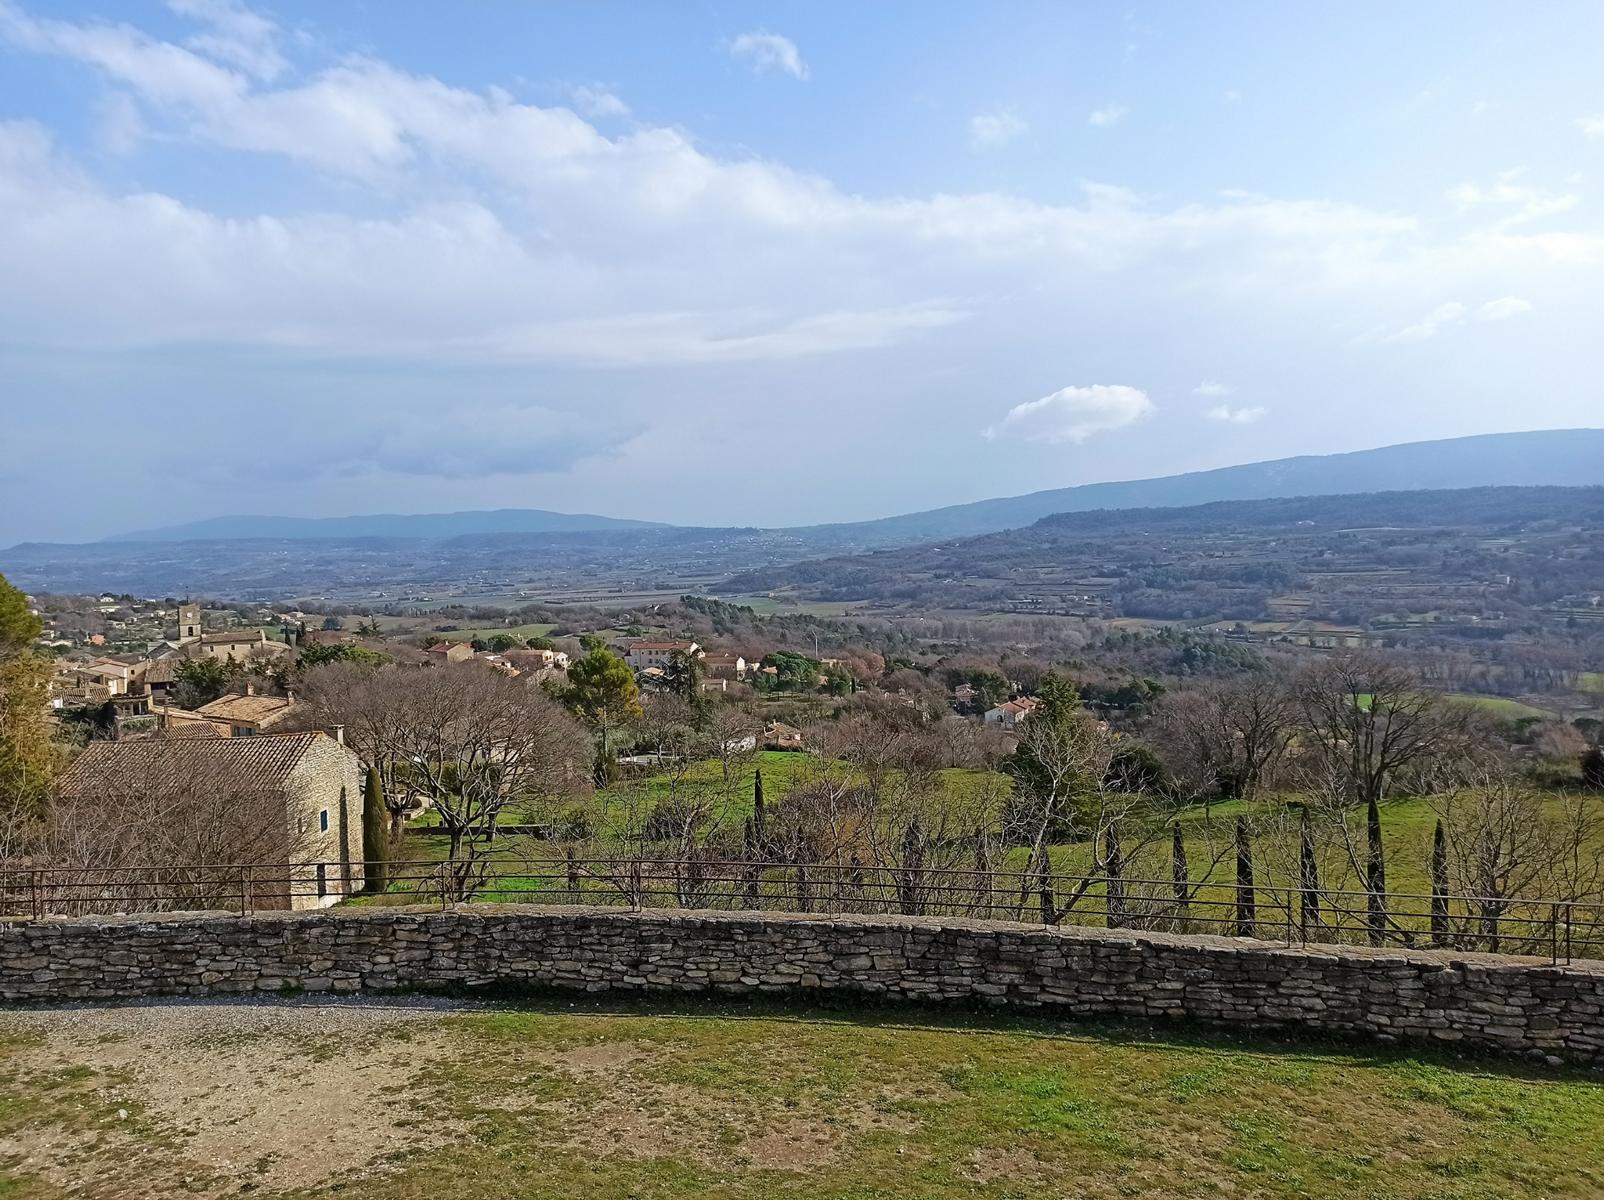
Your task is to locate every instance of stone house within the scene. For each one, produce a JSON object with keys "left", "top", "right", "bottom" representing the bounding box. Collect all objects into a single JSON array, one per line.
[
  {"left": 625, "top": 639, "right": 701, "bottom": 671},
  {"left": 426, "top": 641, "right": 474, "bottom": 665},
  {"left": 56, "top": 731, "right": 365, "bottom": 910},
  {"left": 195, "top": 685, "right": 305, "bottom": 737},
  {"left": 983, "top": 697, "right": 1039, "bottom": 728}
]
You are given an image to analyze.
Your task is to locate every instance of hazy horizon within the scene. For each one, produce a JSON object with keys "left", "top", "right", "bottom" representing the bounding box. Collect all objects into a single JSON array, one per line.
[{"left": 4, "top": 2, "right": 1604, "bottom": 545}]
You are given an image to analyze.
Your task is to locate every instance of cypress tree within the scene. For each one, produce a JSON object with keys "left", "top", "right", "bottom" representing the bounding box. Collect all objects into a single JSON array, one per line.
[
  {"left": 741, "top": 816, "right": 760, "bottom": 909},
  {"left": 1366, "top": 794, "right": 1387, "bottom": 946},
  {"left": 1234, "top": 817, "right": 1256, "bottom": 937},
  {"left": 361, "top": 766, "right": 389, "bottom": 893},
  {"left": 899, "top": 818, "right": 925, "bottom": 915},
  {"left": 1299, "top": 810, "right": 1320, "bottom": 937},
  {"left": 1104, "top": 820, "right": 1125, "bottom": 929},
  {"left": 1430, "top": 818, "right": 1450, "bottom": 948},
  {"left": 1171, "top": 821, "right": 1189, "bottom": 927},
  {"left": 752, "top": 768, "right": 766, "bottom": 841}
]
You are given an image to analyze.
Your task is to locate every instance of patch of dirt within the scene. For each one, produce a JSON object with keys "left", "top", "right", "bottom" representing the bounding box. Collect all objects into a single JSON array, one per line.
[
  {"left": 0, "top": 997, "right": 471, "bottom": 1197},
  {"left": 518, "top": 1039, "right": 921, "bottom": 1174},
  {"left": 966, "top": 1144, "right": 1052, "bottom": 1185}
]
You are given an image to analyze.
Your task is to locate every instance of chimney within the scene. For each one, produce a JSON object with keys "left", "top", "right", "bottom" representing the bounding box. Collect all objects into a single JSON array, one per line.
[
  {"left": 245, "top": 682, "right": 255, "bottom": 696},
  {"left": 331, "top": 724, "right": 346, "bottom": 745},
  {"left": 286, "top": 688, "right": 296, "bottom": 704}
]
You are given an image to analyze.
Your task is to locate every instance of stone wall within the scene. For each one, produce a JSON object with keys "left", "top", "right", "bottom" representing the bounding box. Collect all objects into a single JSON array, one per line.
[{"left": 2, "top": 906, "right": 1600, "bottom": 1067}]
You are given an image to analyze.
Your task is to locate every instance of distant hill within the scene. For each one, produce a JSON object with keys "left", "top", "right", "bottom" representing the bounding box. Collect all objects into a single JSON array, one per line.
[
  {"left": 719, "top": 486, "right": 1604, "bottom": 618},
  {"left": 794, "top": 428, "right": 1604, "bottom": 545},
  {"left": 104, "top": 507, "right": 668, "bottom": 543}
]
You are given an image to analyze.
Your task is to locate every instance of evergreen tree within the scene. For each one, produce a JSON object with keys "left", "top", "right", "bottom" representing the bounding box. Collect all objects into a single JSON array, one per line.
[
  {"left": 752, "top": 767, "right": 766, "bottom": 840},
  {"left": 1430, "top": 818, "right": 1450, "bottom": 947},
  {"left": 362, "top": 767, "right": 390, "bottom": 893},
  {"left": 0, "top": 572, "right": 56, "bottom": 822},
  {"left": 1170, "top": 821, "right": 1189, "bottom": 923},
  {"left": 1365, "top": 794, "right": 1387, "bottom": 946},
  {"left": 1299, "top": 810, "right": 1321, "bottom": 934},
  {"left": 1234, "top": 818, "right": 1256, "bottom": 937}
]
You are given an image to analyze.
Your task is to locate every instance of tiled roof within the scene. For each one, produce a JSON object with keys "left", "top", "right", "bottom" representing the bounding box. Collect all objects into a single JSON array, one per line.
[
  {"left": 195, "top": 692, "right": 299, "bottom": 726},
  {"left": 138, "top": 659, "right": 179, "bottom": 684},
  {"left": 630, "top": 640, "right": 696, "bottom": 651},
  {"left": 58, "top": 732, "right": 336, "bottom": 798}
]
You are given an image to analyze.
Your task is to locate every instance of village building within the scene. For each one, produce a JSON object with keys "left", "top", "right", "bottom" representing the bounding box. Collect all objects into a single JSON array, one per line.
[
  {"left": 983, "top": 697, "right": 1039, "bottom": 729},
  {"left": 195, "top": 686, "right": 304, "bottom": 737},
  {"left": 56, "top": 731, "right": 365, "bottom": 910},
  {"left": 625, "top": 639, "right": 702, "bottom": 672},
  {"left": 425, "top": 641, "right": 475, "bottom": 665},
  {"left": 701, "top": 651, "right": 747, "bottom": 678}
]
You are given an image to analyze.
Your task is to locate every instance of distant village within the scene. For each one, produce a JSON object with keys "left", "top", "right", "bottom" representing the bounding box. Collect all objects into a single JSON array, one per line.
[{"left": 32, "top": 593, "right": 1047, "bottom": 749}]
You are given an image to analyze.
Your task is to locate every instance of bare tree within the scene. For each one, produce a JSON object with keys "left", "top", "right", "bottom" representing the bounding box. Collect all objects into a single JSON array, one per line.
[
  {"left": 1432, "top": 770, "right": 1604, "bottom": 952},
  {"left": 1293, "top": 653, "right": 1477, "bottom": 809},
  {"left": 1154, "top": 674, "right": 1296, "bottom": 804},
  {"left": 357, "top": 665, "right": 588, "bottom": 861}
]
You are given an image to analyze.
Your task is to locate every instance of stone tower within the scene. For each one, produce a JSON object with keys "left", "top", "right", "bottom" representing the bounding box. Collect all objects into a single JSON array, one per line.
[{"left": 177, "top": 602, "right": 201, "bottom": 643}]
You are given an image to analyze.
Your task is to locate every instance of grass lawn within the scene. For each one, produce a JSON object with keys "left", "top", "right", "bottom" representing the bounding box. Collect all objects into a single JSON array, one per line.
[{"left": 3, "top": 997, "right": 1602, "bottom": 1199}]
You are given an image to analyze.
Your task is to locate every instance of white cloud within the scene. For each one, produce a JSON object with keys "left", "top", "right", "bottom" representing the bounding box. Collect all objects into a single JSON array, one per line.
[
  {"left": 726, "top": 31, "right": 808, "bottom": 80},
  {"left": 0, "top": 0, "right": 1600, "bottom": 514},
  {"left": 567, "top": 83, "right": 629, "bottom": 119},
  {"left": 1474, "top": 295, "right": 1533, "bottom": 321},
  {"left": 1206, "top": 404, "right": 1268, "bottom": 424},
  {"left": 1449, "top": 178, "right": 1577, "bottom": 227},
  {"left": 1193, "top": 380, "right": 1234, "bottom": 398},
  {"left": 165, "top": 0, "right": 286, "bottom": 80},
  {"left": 1088, "top": 104, "right": 1127, "bottom": 128},
  {"left": 1578, "top": 115, "right": 1604, "bottom": 138},
  {"left": 984, "top": 385, "right": 1153, "bottom": 445},
  {"left": 1383, "top": 296, "right": 1531, "bottom": 343},
  {"left": 1384, "top": 301, "right": 1470, "bottom": 343},
  {"left": 968, "top": 107, "right": 1027, "bottom": 150}
]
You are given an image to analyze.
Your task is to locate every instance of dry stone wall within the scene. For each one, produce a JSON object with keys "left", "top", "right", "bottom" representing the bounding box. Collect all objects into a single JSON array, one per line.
[{"left": 1, "top": 905, "right": 1600, "bottom": 1067}]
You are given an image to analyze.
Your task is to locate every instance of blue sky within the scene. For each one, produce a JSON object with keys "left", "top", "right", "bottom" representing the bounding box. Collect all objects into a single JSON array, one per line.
[{"left": 2, "top": 1, "right": 1603, "bottom": 544}]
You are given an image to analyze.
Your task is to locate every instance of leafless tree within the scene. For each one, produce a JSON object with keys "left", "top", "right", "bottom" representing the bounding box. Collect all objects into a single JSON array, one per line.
[
  {"left": 352, "top": 665, "right": 588, "bottom": 861},
  {"left": 1154, "top": 674, "right": 1297, "bottom": 805},
  {"left": 1432, "top": 769, "right": 1604, "bottom": 952}
]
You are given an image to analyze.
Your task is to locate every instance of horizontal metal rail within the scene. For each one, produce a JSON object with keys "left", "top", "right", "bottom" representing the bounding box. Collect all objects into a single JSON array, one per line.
[{"left": 0, "top": 856, "right": 1599, "bottom": 964}]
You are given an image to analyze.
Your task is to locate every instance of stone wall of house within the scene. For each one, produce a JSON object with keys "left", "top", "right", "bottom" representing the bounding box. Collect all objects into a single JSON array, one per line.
[{"left": 1, "top": 906, "right": 1600, "bottom": 1067}]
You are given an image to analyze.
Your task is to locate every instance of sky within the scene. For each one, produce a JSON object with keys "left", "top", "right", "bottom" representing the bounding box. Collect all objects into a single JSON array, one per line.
[{"left": 2, "top": 2, "right": 1603, "bottom": 545}]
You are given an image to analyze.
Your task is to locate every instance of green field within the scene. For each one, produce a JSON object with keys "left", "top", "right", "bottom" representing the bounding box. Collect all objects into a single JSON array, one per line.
[
  {"left": 435, "top": 622, "right": 558, "bottom": 644},
  {"left": 1580, "top": 673, "right": 1604, "bottom": 695},
  {"left": 372, "top": 748, "right": 1601, "bottom": 952},
  {"left": 4, "top": 998, "right": 1602, "bottom": 1199},
  {"left": 1448, "top": 694, "right": 1556, "bottom": 722}
]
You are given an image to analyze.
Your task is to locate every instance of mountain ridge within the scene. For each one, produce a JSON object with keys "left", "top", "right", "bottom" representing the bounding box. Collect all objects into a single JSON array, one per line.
[{"left": 64, "top": 427, "right": 1604, "bottom": 550}]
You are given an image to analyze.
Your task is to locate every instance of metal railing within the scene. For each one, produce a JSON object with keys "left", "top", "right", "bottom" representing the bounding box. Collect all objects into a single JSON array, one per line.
[{"left": 2, "top": 857, "right": 1600, "bottom": 965}]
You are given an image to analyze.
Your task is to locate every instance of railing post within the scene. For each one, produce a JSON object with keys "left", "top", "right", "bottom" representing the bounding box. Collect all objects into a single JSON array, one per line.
[
  {"left": 31, "top": 869, "right": 42, "bottom": 922},
  {"left": 1551, "top": 902, "right": 1560, "bottom": 965},
  {"left": 239, "top": 866, "right": 248, "bottom": 917}
]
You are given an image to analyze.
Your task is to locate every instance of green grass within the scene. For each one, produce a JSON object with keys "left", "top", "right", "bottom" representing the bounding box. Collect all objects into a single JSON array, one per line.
[
  {"left": 434, "top": 622, "right": 558, "bottom": 644},
  {"left": 1578, "top": 672, "right": 1604, "bottom": 695},
  {"left": 9, "top": 999, "right": 1598, "bottom": 1199},
  {"left": 1448, "top": 694, "right": 1555, "bottom": 722},
  {"left": 369, "top": 750, "right": 1603, "bottom": 947}
]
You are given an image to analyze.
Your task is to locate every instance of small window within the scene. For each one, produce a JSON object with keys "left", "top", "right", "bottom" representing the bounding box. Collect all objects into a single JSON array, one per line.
[{"left": 319, "top": 810, "right": 329, "bottom": 833}]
